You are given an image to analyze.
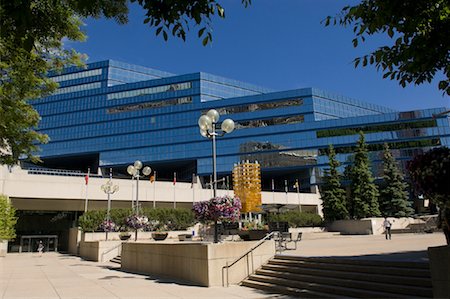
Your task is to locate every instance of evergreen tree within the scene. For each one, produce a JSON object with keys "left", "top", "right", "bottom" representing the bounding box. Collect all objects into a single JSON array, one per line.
[
  {"left": 379, "top": 144, "right": 414, "bottom": 217},
  {"left": 320, "top": 145, "right": 349, "bottom": 221},
  {"left": 348, "top": 132, "right": 380, "bottom": 218}
]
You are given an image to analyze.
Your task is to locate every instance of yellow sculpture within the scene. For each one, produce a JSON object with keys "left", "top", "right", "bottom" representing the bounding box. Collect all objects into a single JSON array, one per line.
[{"left": 233, "top": 161, "right": 262, "bottom": 213}]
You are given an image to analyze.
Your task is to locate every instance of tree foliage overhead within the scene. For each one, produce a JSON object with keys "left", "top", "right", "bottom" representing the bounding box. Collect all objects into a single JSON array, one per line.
[
  {"left": 0, "top": 0, "right": 250, "bottom": 165},
  {"left": 379, "top": 143, "right": 413, "bottom": 217},
  {"left": 327, "top": 0, "right": 450, "bottom": 95},
  {"left": 348, "top": 132, "right": 380, "bottom": 219},
  {"left": 320, "top": 145, "right": 349, "bottom": 222}
]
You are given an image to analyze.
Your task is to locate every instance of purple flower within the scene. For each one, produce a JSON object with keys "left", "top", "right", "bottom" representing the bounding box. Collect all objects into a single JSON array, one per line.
[
  {"left": 192, "top": 196, "right": 241, "bottom": 223},
  {"left": 99, "top": 219, "right": 116, "bottom": 232}
]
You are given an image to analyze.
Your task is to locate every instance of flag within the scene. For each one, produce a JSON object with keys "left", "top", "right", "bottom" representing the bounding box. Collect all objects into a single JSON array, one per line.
[
  {"left": 150, "top": 171, "right": 156, "bottom": 183},
  {"left": 284, "top": 180, "right": 288, "bottom": 193},
  {"left": 293, "top": 179, "right": 299, "bottom": 190},
  {"left": 84, "top": 168, "right": 90, "bottom": 185},
  {"left": 173, "top": 172, "right": 176, "bottom": 185},
  {"left": 271, "top": 179, "right": 275, "bottom": 191}
]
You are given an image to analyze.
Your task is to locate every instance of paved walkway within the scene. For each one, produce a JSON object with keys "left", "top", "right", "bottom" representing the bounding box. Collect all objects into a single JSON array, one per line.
[{"left": 0, "top": 232, "right": 446, "bottom": 299}]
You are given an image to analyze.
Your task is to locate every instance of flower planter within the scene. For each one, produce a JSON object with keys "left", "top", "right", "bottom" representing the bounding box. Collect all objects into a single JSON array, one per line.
[
  {"left": 119, "top": 235, "right": 131, "bottom": 241},
  {"left": 152, "top": 232, "right": 168, "bottom": 241},
  {"left": 248, "top": 230, "right": 269, "bottom": 240}
]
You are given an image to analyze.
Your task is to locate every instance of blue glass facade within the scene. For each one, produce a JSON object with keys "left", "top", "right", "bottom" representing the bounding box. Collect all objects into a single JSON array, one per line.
[{"left": 29, "top": 60, "right": 450, "bottom": 191}]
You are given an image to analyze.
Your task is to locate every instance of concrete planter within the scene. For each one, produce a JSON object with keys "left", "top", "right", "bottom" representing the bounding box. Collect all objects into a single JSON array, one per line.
[
  {"left": 428, "top": 245, "right": 450, "bottom": 298},
  {"left": 121, "top": 240, "right": 275, "bottom": 286},
  {"left": 151, "top": 232, "right": 168, "bottom": 241},
  {"left": 0, "top": 240, "right": 8, "bottom": 257}
]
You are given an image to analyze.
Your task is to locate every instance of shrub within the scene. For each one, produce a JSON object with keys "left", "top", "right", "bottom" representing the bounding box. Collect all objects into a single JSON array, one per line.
[
  {"left": 110, "top": 208, "right": 134, "bottom": 231},
  {"left": 143, "top": 208, "right": 196, "bottom": 231},
  {"left": 268, "top": 211, "right": 323, "bottom": 228},
  {"left": 0, "top": 195, "right": 17, "bottom": 240},
  {"left": 78, "top": 210, "right": 106, "bottom": 232}
]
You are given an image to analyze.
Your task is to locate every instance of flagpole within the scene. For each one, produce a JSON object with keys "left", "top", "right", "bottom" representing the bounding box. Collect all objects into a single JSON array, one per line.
[
  {"left": 285, "top": 179, "right": 288, "bottom": 205},
  {"left": 192, "top": 173, "right": 195, "bottom": 205},
  {"left": 173, "top": 172, "right": 176, "bottom": 209},
  {"left": 271, "top": 178, "right": 275, "bottom": 204},
  {"left": 84, "top": 168, "right": 90, "bottom": 212},
  {"left": 153, "top": 171, "right": 156, "bottom": 208},
  {"left": 296, "top": 179, "right": 302, "bottom": 212}
]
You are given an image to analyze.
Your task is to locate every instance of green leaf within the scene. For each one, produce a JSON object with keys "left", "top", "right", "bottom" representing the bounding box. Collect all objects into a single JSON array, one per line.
[{"left": 198, "top": 27, "right": 206, "bottom": 38}]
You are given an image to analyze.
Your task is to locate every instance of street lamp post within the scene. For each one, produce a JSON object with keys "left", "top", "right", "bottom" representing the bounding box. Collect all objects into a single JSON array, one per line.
[
  {"left": 101, "top": 168, "right": 119, "bottom": 240},
  {"left": 127, "top": 160, "right": 152, "bottom": 214},
  {"left": 198, "top": 109, "right": 235, "bottom": 243}
]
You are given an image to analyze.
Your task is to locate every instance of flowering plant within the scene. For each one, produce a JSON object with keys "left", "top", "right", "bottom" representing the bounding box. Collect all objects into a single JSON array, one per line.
[
  {"left": 193, "top": 195, "right": 241, "bottom": 223},
  {"left": 99, "top": 219, "right": 116, "bottom": 232},
  {"left": 126, "top": 214, "right": 149, "bottom": 230}
]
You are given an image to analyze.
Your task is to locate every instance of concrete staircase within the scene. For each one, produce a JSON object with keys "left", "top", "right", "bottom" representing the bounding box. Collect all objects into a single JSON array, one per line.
[
  {"left": 110, "top": 255, "right": 121, "bottom": 264},
  {"left": 242, "top": 255, "right": 433, "bottom": 298}
]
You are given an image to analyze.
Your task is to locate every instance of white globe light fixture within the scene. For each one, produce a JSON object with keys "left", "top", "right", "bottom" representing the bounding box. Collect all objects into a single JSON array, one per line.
[{"left": 127, "top": 161, "right": 152, "bottom": 213}]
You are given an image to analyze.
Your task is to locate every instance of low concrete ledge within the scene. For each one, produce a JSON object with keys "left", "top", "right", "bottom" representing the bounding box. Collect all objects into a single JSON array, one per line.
[
  {"left": 79, "top": 240, "right": 122, "bottom": 262},
  {"left": 121, "top": 240, "right": 275, "bottom": 286}
]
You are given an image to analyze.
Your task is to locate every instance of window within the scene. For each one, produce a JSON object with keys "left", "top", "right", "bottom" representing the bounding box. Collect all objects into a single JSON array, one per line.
[
  {"left": 53, "top": 82, "right": 102, "bottom": 95},
  {"left": 316, "top": 119, "right": 437, "bottom": 138},
  {"left": 203, "top": 98, "right": 304, "bottom": 116},
  {"left": 107, "top": 82, "right": 192, "bottom": 100},
  {"left": 107, "top": 97, "right": 192, "bottom": 114},
  {"left": 236, "top": 115, "right": 304, "bottom": 130},
  {"left": 51, "top": 69, "right": 102, "bottom": 83}
]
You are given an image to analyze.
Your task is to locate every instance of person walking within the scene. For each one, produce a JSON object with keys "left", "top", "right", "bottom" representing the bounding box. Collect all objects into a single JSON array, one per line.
[
  {"left": 383, "top": 217, "right": 392, "bottom": 240},
  {"left": 37, "top": 240, "right": 44, "bottom": 257}
]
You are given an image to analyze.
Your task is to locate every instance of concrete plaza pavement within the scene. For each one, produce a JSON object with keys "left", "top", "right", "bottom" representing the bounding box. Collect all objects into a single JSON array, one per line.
[{"left": 0, "top": 232, "right": 447, "bottom": 299}]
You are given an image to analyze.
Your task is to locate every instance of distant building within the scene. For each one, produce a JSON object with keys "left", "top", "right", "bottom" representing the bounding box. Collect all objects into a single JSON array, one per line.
[{"left": 27, "top": 60, "right": 449, "bottom": 193}]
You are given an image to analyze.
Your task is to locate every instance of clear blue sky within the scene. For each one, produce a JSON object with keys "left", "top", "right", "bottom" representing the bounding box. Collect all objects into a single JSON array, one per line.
[{"left": 71, "top": 0, "right": 449, "bottom": 111}]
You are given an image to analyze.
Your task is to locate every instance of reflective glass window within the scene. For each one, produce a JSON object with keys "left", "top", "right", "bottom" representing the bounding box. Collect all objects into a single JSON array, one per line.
[
  {"left": 106, "top": 97, "right": 192, "bottom": 114},
  {"left": 107, "top": 82, "right": 192, "bottom": 100},
  {"left": 51, "top": 69, "right": 102, "bottom": 83}
]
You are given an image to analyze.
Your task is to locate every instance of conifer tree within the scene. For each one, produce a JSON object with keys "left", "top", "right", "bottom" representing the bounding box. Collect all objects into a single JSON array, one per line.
[
  {"left": 348, "top": 132, "right": 380, "bottom": 218},
  {"left": 320, "top": 145, "right": 349, "bottom": 221},
  {"left": 379, "top": 144, "right": 414, "bottom": 217}
]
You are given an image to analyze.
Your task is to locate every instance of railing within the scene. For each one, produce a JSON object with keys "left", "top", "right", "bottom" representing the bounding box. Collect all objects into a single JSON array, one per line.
[
  {"left": 101, "top": 242, "right": 122, "bottom": 262},
  {"left": 222, "top": 231, "right": 278, "bottom": 287}
]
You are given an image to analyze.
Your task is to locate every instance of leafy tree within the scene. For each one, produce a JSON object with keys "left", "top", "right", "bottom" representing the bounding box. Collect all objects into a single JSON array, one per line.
[
  {"left": 320, "top": 145, "right": 349, "bottom": 221},
  {"left": 348, "top": 132, "right": 380, "bottom": 218},
  {"left": 408, "top": 147, "right": 450, "bottom": 244},
  {"left": 0, "top": 0, "right": 250, "bottom": 165},
  {"left": 379, "top": 143, "right": 414, "bottom": 217},
  {"left": 326, "top": 0, "right": 450, "bottom": 95},
  {"left": 0, "top": 195, "right": 18, "bottom": 240}
]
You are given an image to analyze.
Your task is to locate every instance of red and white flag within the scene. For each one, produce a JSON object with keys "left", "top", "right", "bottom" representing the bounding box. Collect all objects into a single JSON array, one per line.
[
  {"left": 84, "top": 168, "right": 90, "bottom": 185},
  {"left": 173, "top": 172, "right": 177, "bottom": 185}
]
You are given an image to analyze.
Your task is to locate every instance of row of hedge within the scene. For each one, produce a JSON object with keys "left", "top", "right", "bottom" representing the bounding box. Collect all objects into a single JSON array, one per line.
[
  {"left": 78, "top": 208, "right": 196, "bottom": 232},
  {"left": 267, "top": 211, "right": 323, "bottom": 228}
]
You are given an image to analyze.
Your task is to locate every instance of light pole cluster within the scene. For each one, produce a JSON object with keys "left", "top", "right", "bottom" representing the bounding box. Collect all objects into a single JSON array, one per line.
[
  {"left": 198, "top": 109, "right": 235, "bottom": 243},
  {"left": 127, "top": 160, "right": 152, "bottom": 214},
  {"left": 101, "top": 168, "right": 119, "bottom": 240}
]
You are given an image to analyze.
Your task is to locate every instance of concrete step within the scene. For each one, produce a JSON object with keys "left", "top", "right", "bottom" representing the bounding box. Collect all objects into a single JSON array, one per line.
[
  {"left": 243, "top": 256, "right": 433, "bottom": 298},
  {"left": 261, "top": 263, "right": 432, "bottom": 288},
  {"left": 270, "top": 257, "right": 430, "bottom": 278},
  {"left": 110, "top": 255, "right": 121, "bottom": 264},
  {"left": 255, "top": 268, "right": 432, "bottom": 297},
  {"left": 277, "top": 255, "right": 430, "bottom": 270},
  {"left": 247, "top": 274, "right": 417, "bottom": 298},
  {"left": 241, "top": 279, "right": 339, "bottom": 298}
]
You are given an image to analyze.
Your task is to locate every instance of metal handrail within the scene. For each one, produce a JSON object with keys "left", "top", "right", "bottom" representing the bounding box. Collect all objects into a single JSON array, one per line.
[
  {"left": 101, "top": 242, "right": 122, "bottom": 262},
  {"left": 222, "top": 231, "right": 278, "bottom": 287}
]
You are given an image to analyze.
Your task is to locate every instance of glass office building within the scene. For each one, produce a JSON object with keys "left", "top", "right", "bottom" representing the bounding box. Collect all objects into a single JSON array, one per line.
[{"left": 28, "top": 60, "right": 450, "bottom": 192}]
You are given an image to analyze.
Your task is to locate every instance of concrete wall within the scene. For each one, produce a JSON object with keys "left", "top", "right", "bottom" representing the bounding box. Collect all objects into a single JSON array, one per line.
[
  {"left": 0, "top": 166, "right": 322, "bottom": 215},
  {"left": 79, "top": 240, "right": 122, "bottom": 262},
  {"left": 68, "top": 228, "right": 81, "bottom": 255},
  {"left": 328, "top": 217, "right": 424, "bottom": 235},
  {"left": 121, "top": 241, "right": 275, "bottom": 286}
]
